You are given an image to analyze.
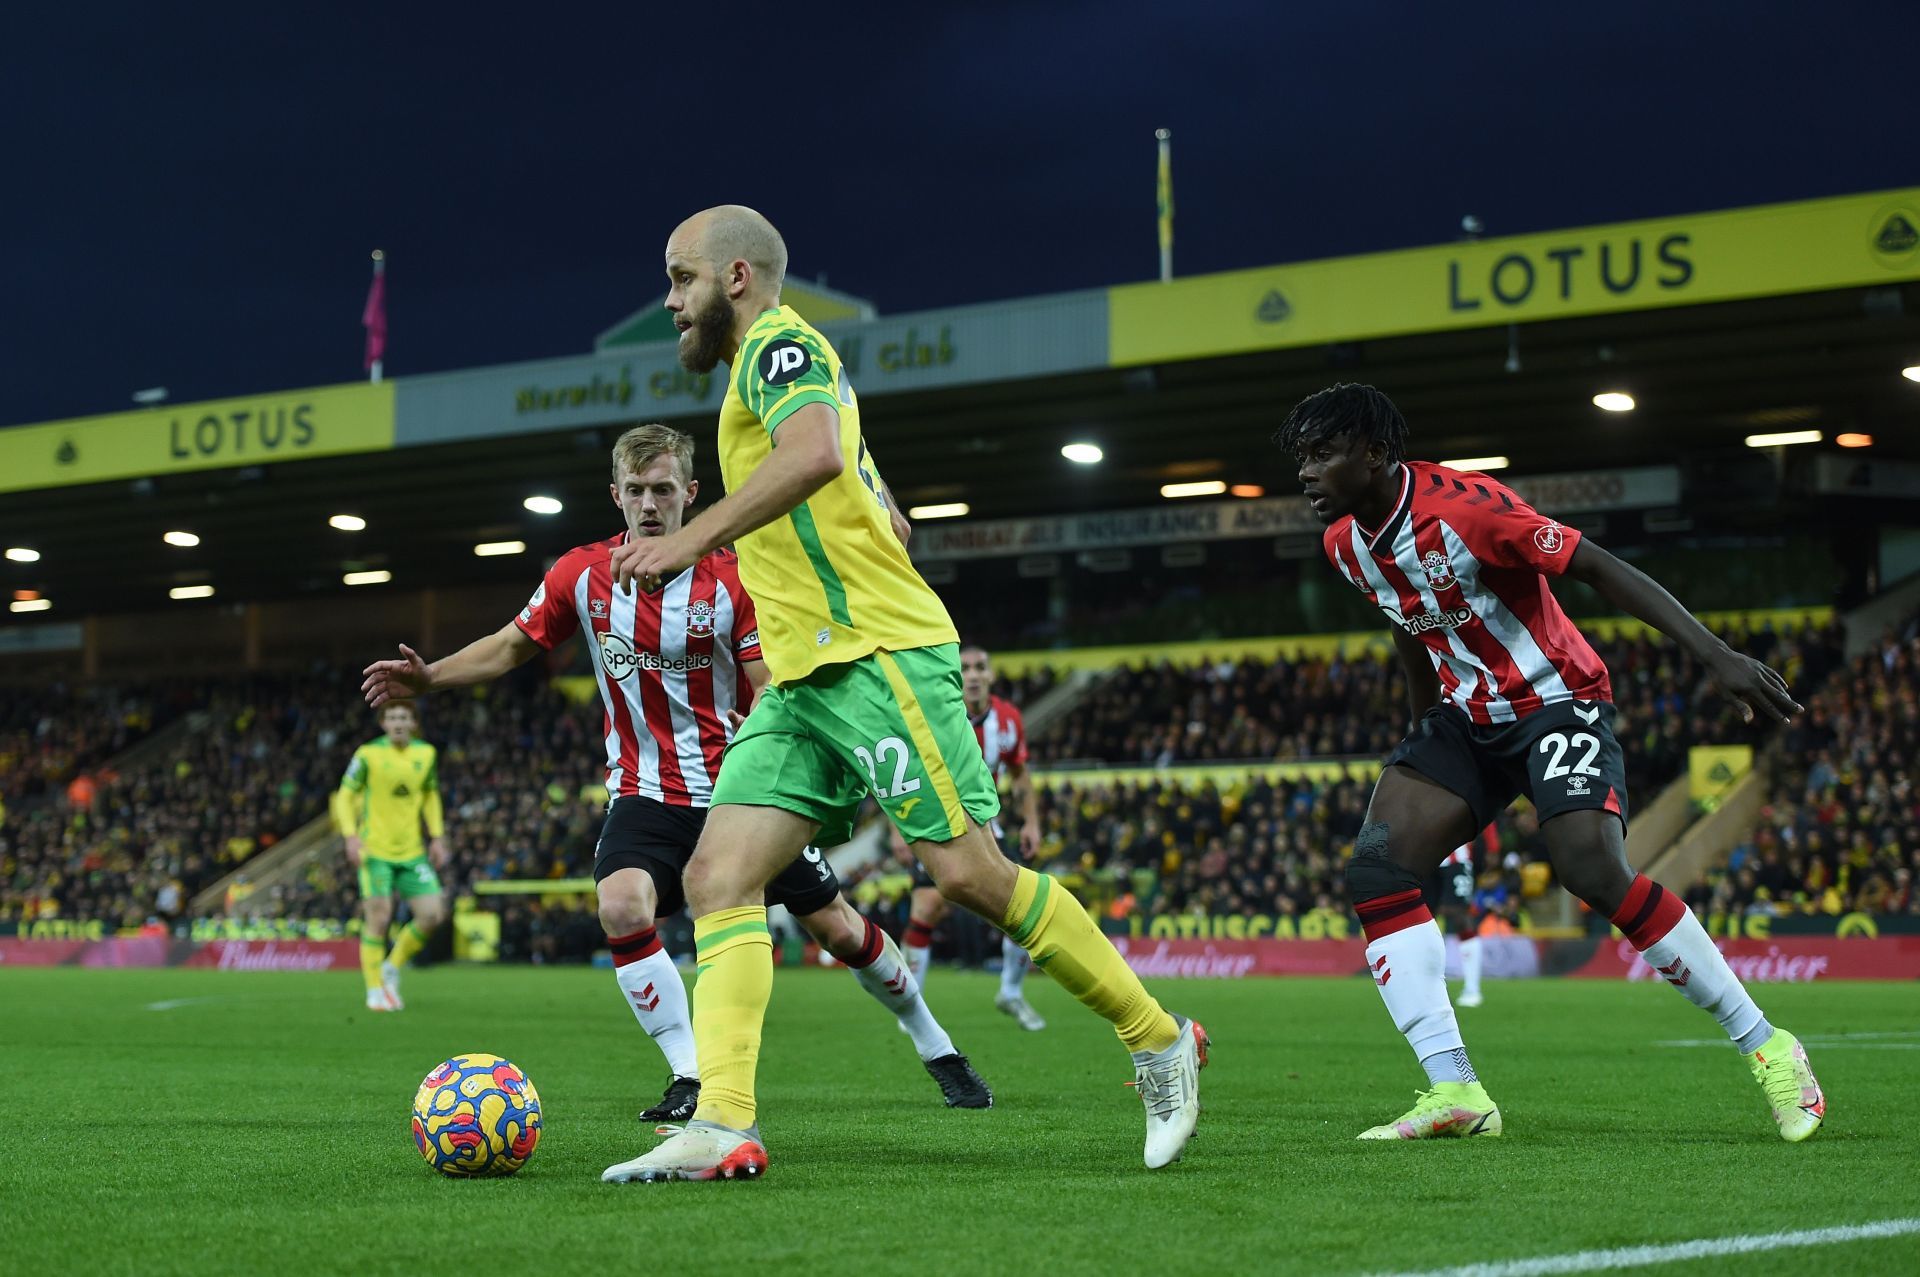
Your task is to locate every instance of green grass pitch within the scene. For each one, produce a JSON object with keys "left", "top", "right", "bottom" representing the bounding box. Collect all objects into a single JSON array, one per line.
[{"left": 4, "top": 967, "right": 1915, "bottom": 1276}]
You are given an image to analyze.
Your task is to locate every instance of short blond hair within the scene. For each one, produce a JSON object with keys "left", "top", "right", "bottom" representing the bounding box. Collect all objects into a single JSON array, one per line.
[{"left": 612, "top": 424, "right": 695, "bottom": 484}]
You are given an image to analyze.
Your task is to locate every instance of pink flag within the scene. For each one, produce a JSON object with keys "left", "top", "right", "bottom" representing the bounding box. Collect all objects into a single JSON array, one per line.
[{"left": 362, "top": 258, "right": 387, "bottom": 371}]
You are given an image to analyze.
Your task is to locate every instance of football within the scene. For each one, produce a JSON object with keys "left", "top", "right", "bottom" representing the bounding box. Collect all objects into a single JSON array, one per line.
[{"left": 410, "top": 1053, "right": 542, "bottom": 1177}]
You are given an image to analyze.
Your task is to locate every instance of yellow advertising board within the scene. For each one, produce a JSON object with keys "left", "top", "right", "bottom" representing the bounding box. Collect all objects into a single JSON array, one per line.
[
  {"left": 1109, "top": 188, "right": 1920, "bottom": 366},
  {"left": 0, "top": 381, "right": 395, "bottom": 494},
  {"left": 1689, "top": 745, "right": 1754, "bottom": 804}
]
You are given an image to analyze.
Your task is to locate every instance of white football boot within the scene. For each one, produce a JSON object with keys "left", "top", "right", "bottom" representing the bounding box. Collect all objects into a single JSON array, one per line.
[
  {"left": 380, "top": 960, "right": 404, "bottom": 1010},
  {"left": 1131, "top": 1016, "right": 1209, "bottom": 1169},
  {"left": 602, "top": 1120, "right": 769, "bottom": 1183},
  {"left": 995, "top": 992, "right": 1047, "bottom": 1031}
]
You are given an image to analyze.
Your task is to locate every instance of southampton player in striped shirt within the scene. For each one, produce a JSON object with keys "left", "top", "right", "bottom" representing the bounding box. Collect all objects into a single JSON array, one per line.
[
  {"left": 606, "top": 206, "right": 1204, "bottom": 1182},
  {"left": 360, "top": 424, "right": 990, "bottom": 1122},
  {"left": 1279, "top": 382, "right": 1823, "bottom": 1143}
]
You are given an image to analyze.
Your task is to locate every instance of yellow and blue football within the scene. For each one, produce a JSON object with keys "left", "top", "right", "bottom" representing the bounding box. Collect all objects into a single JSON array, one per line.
[{"left": 410, "top": 1053, "right": 542, "bottom": 1177}]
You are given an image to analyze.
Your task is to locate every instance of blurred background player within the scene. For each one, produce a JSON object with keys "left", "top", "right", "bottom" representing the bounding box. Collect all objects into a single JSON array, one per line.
[
  {"left": 330, "top": 701, "right": 448, "bottom": 1011},
  {"left": 361, "top": 424, "right": 989, "bottom": 1119},
  {"left": 1434, "top": 839, "right": 1485, "bottom": 1008},
  {"left": 903, "top": 640, "right": 1046, "bottom": 1030},
  {"left": 605, "top": 206, "right": 1205, "bottom": 1184},
  {"left": 1281, "top": 381, "right": 1824, "bottom": 1144}
]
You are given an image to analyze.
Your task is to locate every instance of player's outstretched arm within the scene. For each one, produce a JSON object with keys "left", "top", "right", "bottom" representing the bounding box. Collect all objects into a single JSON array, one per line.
[
  {"left": 360, "top": 623, "right": 541, "bottom": 707},
  {"left": 1563, "top": 540, "right": 1803, "bottom": 724},
  {"left": 612, "top": 402, "right": 845, "bottom": 592},
  {"left": 1389, "top": 625, "right": 1443, "bottom": 728}
]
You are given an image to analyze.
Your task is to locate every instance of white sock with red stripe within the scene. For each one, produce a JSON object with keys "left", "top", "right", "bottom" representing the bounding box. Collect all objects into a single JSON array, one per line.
[
  {"left": 608, "top": 927, "right": 697, "bottom": 1079},
  {"left": 1609, "top": 875, "right": 1772, "bottom": 1052},
  {"left": 903, "top": 915, "right": 934, "bottom": 988},
  {"left": 847, "top": 918, "right": 954, "bottom": 1062},
  {"left": 1459, "top": 934, "right": 1484, "bottom": 1001},
  {"left": 1357, "top": 888, "right": 1476, "bottom": 1085}
]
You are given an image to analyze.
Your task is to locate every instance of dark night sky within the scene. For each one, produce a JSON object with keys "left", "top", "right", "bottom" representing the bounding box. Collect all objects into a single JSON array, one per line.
[{"left": 4, "top": 1, "right": 1912, "bottom": 427}]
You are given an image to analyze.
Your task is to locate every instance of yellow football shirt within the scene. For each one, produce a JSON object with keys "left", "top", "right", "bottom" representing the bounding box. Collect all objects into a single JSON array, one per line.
[
  {"left": 332, "top": 738, "right": 444, "bottom": 863},
  {"left": 720, "top": 304, "right": 958, "bottom": 684}
]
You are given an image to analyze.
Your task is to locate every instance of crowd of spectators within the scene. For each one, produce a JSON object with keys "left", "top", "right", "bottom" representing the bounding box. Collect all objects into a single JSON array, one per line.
[
  {"left": 1023, "top": 621, "right": 1844, "bottom": 783},
  {"left": 985, "top": 618, "right": 1846, "bottom": 926},
  {"left": 1032, "top": 771, "right": 1367, "bottom": 917},
  {"left": 0, "top": 666, "right": 620, "bottom": 930},
  {"left": 0, "top": 683, "right": 178, "bottom": 805},
  {"left": 1687, "top": 615, "right": 1920, "bottom": 919},
  {"left": 0, "top": 606, "right": 1882, "bottom": 941}
]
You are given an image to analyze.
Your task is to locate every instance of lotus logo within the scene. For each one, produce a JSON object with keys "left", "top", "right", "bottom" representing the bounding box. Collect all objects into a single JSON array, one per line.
[{"left": 1873, "top": 210, "right": 1918, "bottom": 262}]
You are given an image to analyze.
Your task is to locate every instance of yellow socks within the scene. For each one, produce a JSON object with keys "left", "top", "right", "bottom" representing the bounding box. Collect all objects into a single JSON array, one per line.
[
  {"left": 359, "top": 936, "right": 385, "bottom": 992},
  {"left": 1002, "top": 867, "right": 1179, "bottom": 1054},
  {"left": 689, "top": 906, "right": 774, "bottom": 1130},
  {"left": 387, "top": 920, "right": 428, "bottom": 969}
]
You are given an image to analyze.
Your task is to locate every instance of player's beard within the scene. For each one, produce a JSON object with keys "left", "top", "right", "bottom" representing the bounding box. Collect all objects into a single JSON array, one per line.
[{"left": 678, "top": 291, "right": 736, "bottom": 374}]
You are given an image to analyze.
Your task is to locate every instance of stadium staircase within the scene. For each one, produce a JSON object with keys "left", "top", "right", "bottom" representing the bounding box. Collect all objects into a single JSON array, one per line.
[
  {"left": 99, "top": 707, "right": 211, "bottom": 781},
  {"left": 1625, "top": 582, "right": 1906, "bottom": 888},
  {"left": 189, "top": 813, "right": 338, "bottom": 915},
  {"left": 1020, "top": 667, "right": 1115, "bottom": 740}
]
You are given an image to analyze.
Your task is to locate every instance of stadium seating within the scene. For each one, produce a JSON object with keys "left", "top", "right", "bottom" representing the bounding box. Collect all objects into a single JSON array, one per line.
[
  {"left": 1690, "top": 615, "right": 1920, "bottom": 917},
  {"left": 0, "top": 682, "right": 175, "bottom": 805},
  {"left": 0, "top": 615, "right": 1853, "bottom": 933},
  {"left": 0, "top": 670, "right": 607, "bottom": 929}
]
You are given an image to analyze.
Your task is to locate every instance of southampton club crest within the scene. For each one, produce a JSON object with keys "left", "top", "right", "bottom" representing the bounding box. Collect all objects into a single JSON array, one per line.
[
  {"left": 685, "top": 599, "right": 715, "bottom": 639},
  {"left": 1420, "top": 549, "right": 1457, "bottom": 592}
]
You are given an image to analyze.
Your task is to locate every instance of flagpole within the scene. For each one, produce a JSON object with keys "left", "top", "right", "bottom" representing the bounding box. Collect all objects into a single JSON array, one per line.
[
  {"left": 367, "top": 249, "right": 386, "bottom": 383},
  {"left": 1156, "top": 128, "right": 1173, "bottom": 282}
]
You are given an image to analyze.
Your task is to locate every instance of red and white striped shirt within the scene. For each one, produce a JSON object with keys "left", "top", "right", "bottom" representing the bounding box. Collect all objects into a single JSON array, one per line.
[
  {"left": 513, "top": 536, "right": 761, "bottom": 806},
  {"left": 1324, "top": 461, "right": 1611, "bottom": 725},
  {"left": 972, "top": 695, "right": 1028, "bottom": 782}
]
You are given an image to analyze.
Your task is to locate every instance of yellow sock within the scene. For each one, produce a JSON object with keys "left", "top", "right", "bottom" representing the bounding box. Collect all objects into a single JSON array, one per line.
[
  {"left": 689, "top": 905, "right": 774, "bottom": 1130},
  {"left": 360, "top": 936, "right": 386, "bottom": 992},
  {"left": 1003, "top": 867, "right": 1179, "bottom": 1054},
  {"left": 387, "top": 920, "right": 427, "bottom": 969}
]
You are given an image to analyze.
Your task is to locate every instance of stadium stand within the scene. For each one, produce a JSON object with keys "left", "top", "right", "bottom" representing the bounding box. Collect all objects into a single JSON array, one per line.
[
  {"left": 1687, "top": 613, "right": 1920, "bottom": 918},
  {"left": 0, "top": 614, "right": 1856, "bottom": 936},
  {"left": 0, "top": 682, "right": 175, "bottom": 805}
]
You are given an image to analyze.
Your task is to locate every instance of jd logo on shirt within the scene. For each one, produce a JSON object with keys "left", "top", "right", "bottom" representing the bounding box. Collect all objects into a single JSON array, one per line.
[{"left": 759, "top": 340, "right": 812, "bottom": 385}]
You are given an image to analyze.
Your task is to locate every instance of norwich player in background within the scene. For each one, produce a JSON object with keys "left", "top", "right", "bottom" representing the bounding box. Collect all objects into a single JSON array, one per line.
[
  {"left": 602, "top": 205, "right": 1207, "bottom": 1184},
  {"left": 331, "top": 702, "right": 449, "bottom": 1012}
]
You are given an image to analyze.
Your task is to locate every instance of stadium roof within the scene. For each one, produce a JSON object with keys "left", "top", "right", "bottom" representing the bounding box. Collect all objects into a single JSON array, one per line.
[{"left": 4, "top": 189, "right": 1917, "bottom": 618}]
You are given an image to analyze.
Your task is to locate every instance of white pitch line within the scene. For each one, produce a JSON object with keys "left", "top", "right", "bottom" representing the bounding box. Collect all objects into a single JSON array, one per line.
[
  {"left": 145, "top": 996, "right": 227, "bottom": 1011},
  {"left": 1370, "top": 1218, "right": 1920, "bottom": 1277}
]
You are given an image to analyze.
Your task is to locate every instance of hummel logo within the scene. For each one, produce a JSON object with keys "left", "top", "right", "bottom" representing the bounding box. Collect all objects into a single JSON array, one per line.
[
  {"left": 1371, "top": 955, "right": 1392, "bottom": 987},
  {"left": 1657, "top": 958, "right": 1691, "bottom": 988},
  {"left": 1573, "top": 704, "right": 1600, "bottom": 725},
  {"left": 896, "top": 797, "right": 922, "bottom": 822},
  {"left": 883, "top": 972, "right": 909, "bottom": 997},
  {"left": 632, "top": 982, "right": 662, "bottom": 1012}
]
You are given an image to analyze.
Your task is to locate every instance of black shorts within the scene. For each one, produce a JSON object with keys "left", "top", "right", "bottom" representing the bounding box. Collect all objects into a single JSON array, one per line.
[
  {"left": 1430, "top": 859, "right": 1478, "bottom": 913},
  {"left": 1385, "top": 699, "right": 1630, "bottom": 833},
  {"left": 908, "top": 826, "right": 1022, "bottom": 891},
  {"left": 593, "top": 795, "right": 843, "bottom": 919}
]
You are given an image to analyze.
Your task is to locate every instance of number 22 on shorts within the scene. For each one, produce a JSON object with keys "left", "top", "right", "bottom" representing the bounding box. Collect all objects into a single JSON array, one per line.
[{"left": 853, "top": 736, "right": 923, "bottom": 800}]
